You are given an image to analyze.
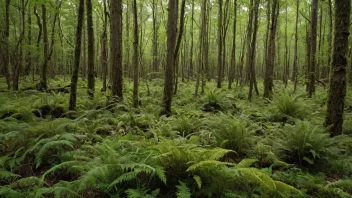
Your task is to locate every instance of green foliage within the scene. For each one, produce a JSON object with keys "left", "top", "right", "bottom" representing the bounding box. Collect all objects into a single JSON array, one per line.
[
  {"left": 0, "top": 79, "right": 351, "bottom": 198},
  {"left": 273, "top": 92, "right": 307, "bottom": 120},
  {"left": 278, "top": 121, "right": 335, "bottom": 165},
  {"left": 204, "top": 113, "right": 256, "bottom": 156},
  {"left": 176, "top": 181, "right": 191, "bottom": 198}
]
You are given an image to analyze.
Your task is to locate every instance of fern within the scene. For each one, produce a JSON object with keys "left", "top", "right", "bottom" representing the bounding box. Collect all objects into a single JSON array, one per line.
[{"left": 176, "top": 181, "right": 191, "bottom": 198}]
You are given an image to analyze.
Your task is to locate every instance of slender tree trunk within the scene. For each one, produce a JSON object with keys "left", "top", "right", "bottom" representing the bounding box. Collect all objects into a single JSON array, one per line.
[
  {"left": 40, "top": 4, "right": 49, "bottom": 90},
  {"left": 283, "top": 2, "right": 289, "bottom": 86},
  {"left": 132, "top": 0, "right": 139, "bottom": 107},
  {"left": 152, "top": 0, "right": 159, "bottom": 78},
  {"left": 25, "top": 3, "right": 32, "bottom": 76},
  {"left": 161, "top": 0, "right": 177, "bottom": 116},
  {"left": 101, "top": 0, "right": 108, "bottom": 91},
  {"left": 228, "top": 0, "right": 237, "bottom": 89},
  {"left": 86, "top": 0, "right": 95, "bottom": 97},
  {"left": 2, "top": 0, "right": 11, "bottom": 89},
  {"left": 327, "top": 0, "right": 333, "bottom": 79},
  {"left": 110, "top": 0, "right": 123, "bottom": 99},
  {"left": 308, "top": 0, "right": 318, "bottom": 97},
  {"left": 189, "top": 0, "right": 194, "bottom": 81},
  {"left": 325, "top": 0, "right": 351, "bottom": 137},
  {"left": 217, "top": 0, "right": 223, "bottom": 88},
  {"left": 263, "top": 0, "right": 279, "bottom": 98},
  {"left": 82, "top": 22, "right": 87, "bottom": 80},
  {"left": 174, "top": 0, "right": 186, "bottom": 95},
  {"left": 292, "top": 0, "right": 299, "bottom": 92},
  {"left": 69, "top": 0, "right": 85, "bottom": 111}
]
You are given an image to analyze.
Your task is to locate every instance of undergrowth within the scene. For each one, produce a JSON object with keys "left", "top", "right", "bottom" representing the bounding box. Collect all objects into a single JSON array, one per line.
[{"left": 0, "top": 77, "right": 351, "bottom": 198}]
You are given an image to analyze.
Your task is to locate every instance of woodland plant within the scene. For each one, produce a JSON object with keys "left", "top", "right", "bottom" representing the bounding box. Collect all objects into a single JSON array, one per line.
[
  {"left": 277, "top": 121, "right": 344, "bottom": 167},
  {"left": 203, "top": 113, "right": 257, "bottom": 157}
]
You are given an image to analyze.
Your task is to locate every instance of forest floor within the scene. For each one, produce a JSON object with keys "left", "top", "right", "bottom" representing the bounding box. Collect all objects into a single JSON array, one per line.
[{"left": 0, "top": 76, "right": 352, "bottom": 198}]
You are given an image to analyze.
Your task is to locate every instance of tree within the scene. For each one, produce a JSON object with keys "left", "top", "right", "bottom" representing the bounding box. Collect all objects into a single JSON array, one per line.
[
  {"left": 69, "top": 0, "right": 85, "bottom": 111},
  {"left": 292, "top": 0, "right": 299, "bottom": 92},
  {"left": 0, "top": 0, "right": 11, "bottom": 89},
  {"left": 40, "top": 4, "right": 49, "bottom": 90},
  {"left": 110, "top": 0, "right": 124, "bottom": 99},
  {"left": 308, "top": 0, "right": 318, "bottom": 97},
  {"left": 325, "top": 0, "right": 351, "bottom": 137},
  {"left": 217, "top": 0, "right": 223, "bottom": 88},
  {"left": 86, "top": 0, "right": 95, "bottom": 98},
  {"left": 174, "top": 0, "right": 186, "bottom": 95},
  {"left": 263, "top": 0, "right": 279, "bottom": 98},
  {"left": 228, "top": 0, "right": 237, "bottom": 89},
  {"left": 101, "top": 0, "right": 108, "bottom": 92},
  {"left": 132, "top": 0, "right": 139, "bottom": 107},
  {"left": 161, "top": 0, "right": 178, "bottom": 116}
]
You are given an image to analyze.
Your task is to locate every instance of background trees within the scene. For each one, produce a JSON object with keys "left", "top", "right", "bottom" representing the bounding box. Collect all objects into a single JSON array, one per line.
[{"left": 0, "top": 0, "right": 350, "bottom": 119}]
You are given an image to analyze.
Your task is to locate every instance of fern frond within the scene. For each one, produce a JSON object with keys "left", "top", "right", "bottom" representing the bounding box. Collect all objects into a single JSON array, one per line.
[
  {"left": 0, "top": 169, "right": 21, "bottom": 182},
  {"left": 176, "top": 181, "right": 191, "bottom": 198},
  {"left": 193, "top": 175, "right": 202, "bottom": 189},
  {"left": 36, "top": 140, "right": 74, "bottom": 168},
  {"left": 187, "top": 160, "right": 236, "bottom": 172},
  {"left": 11, "top": 176, "right": 46, "bottom": 188},
  {"left": 236, "top": 159, "right": 258, "bottom": 168}
]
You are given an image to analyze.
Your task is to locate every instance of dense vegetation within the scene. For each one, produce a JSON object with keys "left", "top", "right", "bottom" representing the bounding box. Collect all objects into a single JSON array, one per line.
[
  {"left": 1, "top": 0, "right": 352, "bottom": 197},
  {"left": 0, "top": 78, "right": 352, "bottom": 197}
]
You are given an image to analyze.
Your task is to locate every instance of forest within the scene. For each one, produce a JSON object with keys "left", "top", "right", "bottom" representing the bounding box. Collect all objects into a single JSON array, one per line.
[{"left": 0, "top": 0, "right": 352, "bottom": 197}]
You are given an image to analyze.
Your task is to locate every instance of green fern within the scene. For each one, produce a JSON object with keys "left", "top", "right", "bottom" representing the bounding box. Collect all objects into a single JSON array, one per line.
[{"left": 176, "top": 181, "right": 191, "bottom": 198}]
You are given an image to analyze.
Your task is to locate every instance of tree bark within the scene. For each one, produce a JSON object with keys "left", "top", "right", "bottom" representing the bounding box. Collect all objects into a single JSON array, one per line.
[
  {"left": 325, "top": 0, "right": 351, "bottom": 137},
  {"left": 263, "top": 0, "right": 279, "bottom": 98},
  {"left": 132, "top": 0, "right": 139, "bottom": 107},
  {"left": 110, "top": 0, "right": 124, "bottom": 99},
  {"left": 217, "top": 0, "right": 223, "bottom": 88},
  {"left": 69, "top": 0, "right": 85, "bottom": 111},
  {"left": 86, "top": 0, "right": 95, "bottom": 98},
  {"left": 292, "top": 0, "right": 299, "bottom": 92},
  {"left": 161, "top": 0, "right": 177, "bottom": 116},
  {"left": 228, "top": 0, "right": 237, "bottom": 89},
  {"left": 101, "top": 0, "right": 108, "bottom": 91},
  {"left": 40, "top": 4, "right": 49, "bottom": 90},
  {"left": 308, "top": 0, "right": 318, "bottom": 97}
]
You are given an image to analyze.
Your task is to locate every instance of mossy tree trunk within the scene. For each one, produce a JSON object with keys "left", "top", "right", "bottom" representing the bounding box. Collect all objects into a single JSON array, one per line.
[
  {"left": 325, "top": 0, "right": 351, "bottom": 137},
  {"left": 263, "top": 0, "right": 279, "bottom": 98},
  {"left": 110, "top": 0, "right": 123, "bottom": 99}
]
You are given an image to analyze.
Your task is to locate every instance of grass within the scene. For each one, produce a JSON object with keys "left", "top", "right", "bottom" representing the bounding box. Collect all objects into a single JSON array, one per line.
[{"left": 0, "top": 76, "right": 351, "bottom": 197}]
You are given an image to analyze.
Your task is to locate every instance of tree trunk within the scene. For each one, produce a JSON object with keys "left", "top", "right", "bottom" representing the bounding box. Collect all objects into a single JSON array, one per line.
[
  {"left": 25, "top": 3, "right": 32, "bottom": 76},
  {"left": 69, "top": 0, "right": 85, "bottom": 111},
  {"left": 40, "top": 4, "right": 49, "bottom": 90},
  {"left": 228, "top": 0, "right": 237, "bottom": 89},
  {"left": 308, "top": 0, "right": 318, "bottom": 97},
  {"left": 292, "top": 0, "right": 299, "bottom": 92},
  {"left": 1, "top": 0, "right": 11, "bottom": 89},
  {"left": 325, "top": 0, "right": 351, "bottom": 137},
  {"left": 86, "top": 0, "right": 95, "bottom": 98},
  {"left": 217, "top": 0, "right": 223, "bottom": 88},
  {"left": 161, "top": 0, "right": 177, "bottom": 116},
  {"left": 152, "top": 0, "right": 159, "bottom": 78},
  {"left": 132, "top": 0, "right": 139, "bottom": 107},
  {"left": 101, "top": 0, "right": 108, "bottom": 92},
  {"left": 263, "top": 0, "right": 279, "bottom": 98},
  {"left": 110, "top": 0, "right": 123, "bottom": 99},
  {"left": 174, "top": 0, "right": 186, "bottom": 95}
]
